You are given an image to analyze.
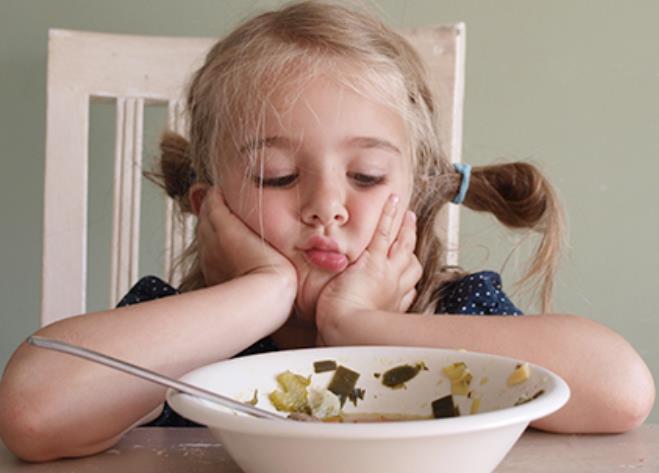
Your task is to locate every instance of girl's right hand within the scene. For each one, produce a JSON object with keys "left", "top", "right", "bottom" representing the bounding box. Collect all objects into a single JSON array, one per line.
[{"left": 197, "top": 187, "right": 297, "bottom": 288}]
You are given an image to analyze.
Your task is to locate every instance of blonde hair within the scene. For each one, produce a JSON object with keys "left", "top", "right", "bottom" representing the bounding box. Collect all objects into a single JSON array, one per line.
[{"left": 149, "top": 0, "right": 564, "bottom": 314}]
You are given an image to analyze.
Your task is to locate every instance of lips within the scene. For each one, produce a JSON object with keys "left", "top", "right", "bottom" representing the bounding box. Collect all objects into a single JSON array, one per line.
[
  {"left": 302, "top": 236, "right": 348, "bottom": 272},
  {"left": 304, "top": 249, "right": 348, "bottom": 272}
]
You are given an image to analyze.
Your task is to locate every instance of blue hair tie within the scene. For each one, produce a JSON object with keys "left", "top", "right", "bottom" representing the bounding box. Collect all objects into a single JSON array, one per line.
[{"left": 452, "top": 162, "right": 472, "bottom": 205}]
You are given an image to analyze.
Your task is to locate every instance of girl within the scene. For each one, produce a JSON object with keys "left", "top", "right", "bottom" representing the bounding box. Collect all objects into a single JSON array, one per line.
[{"left": 0, "top": 0, "right": 654, "bottom": 462}]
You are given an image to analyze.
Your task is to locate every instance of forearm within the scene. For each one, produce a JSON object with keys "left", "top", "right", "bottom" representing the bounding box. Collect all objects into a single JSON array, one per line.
[
  {"left": 0, "top": 271, "right": 295, "bottom": 461},
  {"left": 318, "top": 310, "right": 655, "bottom": 433}
]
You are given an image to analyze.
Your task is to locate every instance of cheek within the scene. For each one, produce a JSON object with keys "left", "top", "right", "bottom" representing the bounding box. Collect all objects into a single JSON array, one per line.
[
  {"left": 221, "top": 183, "right": 290, "bottom": 248},
  {"left": 349, "top": 183, "right": 412, "bottom": 254},
  {"left": 248, "top": 198, "right": 296, "bottom": 254},
  {"left": 348, "top": 197, "right": 388, "bottom": 253}
]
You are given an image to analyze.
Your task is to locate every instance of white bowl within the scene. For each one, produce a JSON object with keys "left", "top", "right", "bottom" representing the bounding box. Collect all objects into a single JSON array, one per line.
[{"left": 167, "top": 346, "right": 569, "bottom": 473}]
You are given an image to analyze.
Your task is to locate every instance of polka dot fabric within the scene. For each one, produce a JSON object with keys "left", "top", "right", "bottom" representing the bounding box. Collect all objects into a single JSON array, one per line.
[
  {"left": 117, "top": 271, "right": 521, "bottom": 426},
  {"left": 435, "top": 271, "right": 523, "bottom": 316},
  {"left": 116, "top": 276, "right": 177, "bottom": 307}
]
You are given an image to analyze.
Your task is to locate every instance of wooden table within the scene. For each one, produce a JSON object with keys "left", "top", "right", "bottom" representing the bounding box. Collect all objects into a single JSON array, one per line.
[{"left": 1, "top": 425, "right": 657, "bottom": 472}]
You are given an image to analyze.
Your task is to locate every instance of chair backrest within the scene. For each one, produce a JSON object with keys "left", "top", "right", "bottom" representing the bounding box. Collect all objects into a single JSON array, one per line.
[{"left": 41, "top": 24, "right": 466, "bottom": 327}]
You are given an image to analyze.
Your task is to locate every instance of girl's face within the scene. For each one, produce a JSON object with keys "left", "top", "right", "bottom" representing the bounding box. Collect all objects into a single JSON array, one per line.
[{"left": 221, "top": 74, "right": 413, "bottom": 325}]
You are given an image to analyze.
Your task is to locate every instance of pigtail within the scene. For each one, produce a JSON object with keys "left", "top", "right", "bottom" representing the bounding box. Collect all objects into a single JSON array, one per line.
[
  {"left": 461, "top": 162, "right": 566, "bottom": 312},
  {"left": 409, "top": 194, "right": 464, "bottom": 315},
  {"left": 144, "top": 130, "right": 206, "bottom": 293},
  {"left": 145, "top": 131, "right": 197, "bottom": 213}
]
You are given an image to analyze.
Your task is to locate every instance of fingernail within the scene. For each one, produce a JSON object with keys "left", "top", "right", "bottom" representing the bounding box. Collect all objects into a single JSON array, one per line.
[
  {"left": 408, "top": 210, "right": 416, "bottom": 223},
  {"left": 389, "top": 194, "right": 399, "bottom": 205}
]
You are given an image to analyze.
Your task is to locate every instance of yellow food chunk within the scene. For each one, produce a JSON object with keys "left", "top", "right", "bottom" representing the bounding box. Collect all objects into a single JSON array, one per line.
[
  {"left": 268, "top": 371, "right": 311, "bottom": 413},
  {"left": 442, "top": 362, "right": 467, "bottom": 380},
  {"left": 507, "top": 363, "right": 531, "bottom": 386},
  {"left": 443, "top": 362, "right": 473, "bottom": 396},
  {"left": 451, "top": 371, "right": 473, "bottom": 396},
  {"left": 470, "top": 397, "right": 481, "bottom": 415}
]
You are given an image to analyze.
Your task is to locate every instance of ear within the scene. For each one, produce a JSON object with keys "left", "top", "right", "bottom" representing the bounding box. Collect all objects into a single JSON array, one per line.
[{"left": 189, "top": 183, "right": 210, "bottom": 216}]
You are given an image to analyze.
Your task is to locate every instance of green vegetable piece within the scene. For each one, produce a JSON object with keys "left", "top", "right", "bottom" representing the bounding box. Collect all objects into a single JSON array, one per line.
[
  {"left": 381, "top": 363, "right": 424, "bottom": 388},
  {"left": 347, "top": 387, "right": 366, "bottom": 407},
  {"left": 432, "top": 395, "right": 460, "bottom": 419},
  {"left": 327, "top": 365, "right": 360, "bottom": 406},
  {"left": 314, "top": 360, "right": 338, "bottom": 373},
  {"left": 246, "top": 389, "right": 258, "bottom": 406}
]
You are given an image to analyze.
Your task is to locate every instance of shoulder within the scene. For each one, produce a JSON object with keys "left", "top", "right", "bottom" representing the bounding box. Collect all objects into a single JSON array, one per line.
[
  {"left": 116, "top": 275, "right": 178, "bottom": 308},
  {"left": 435, "top": 270, "right": 523, "bottom": 316}
]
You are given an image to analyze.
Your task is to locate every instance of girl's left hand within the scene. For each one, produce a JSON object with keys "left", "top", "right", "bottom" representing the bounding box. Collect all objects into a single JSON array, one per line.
[{"left": 315, "top": 195, "right": 422, "bottom": 343}]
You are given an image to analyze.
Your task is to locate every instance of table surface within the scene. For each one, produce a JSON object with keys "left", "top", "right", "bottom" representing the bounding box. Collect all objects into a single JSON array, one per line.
[{"left": 1, "top": 425, "right": 657, "bottom": 472}]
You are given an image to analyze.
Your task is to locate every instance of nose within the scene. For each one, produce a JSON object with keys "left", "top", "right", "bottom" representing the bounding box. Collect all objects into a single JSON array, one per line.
[{"left": 300, "top": 177, "right": 349, "bottom": 227}]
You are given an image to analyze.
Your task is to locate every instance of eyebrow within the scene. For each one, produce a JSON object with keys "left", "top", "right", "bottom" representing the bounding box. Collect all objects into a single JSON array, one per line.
[
  {"left": 239, "top": 136, "right": 294, "bottom": 154},
  {"left": 345, "top": 136, "right": 401, "bottom": 156},
  {"left": 238, "top": 135, "right": 401, "bottom": 156}
]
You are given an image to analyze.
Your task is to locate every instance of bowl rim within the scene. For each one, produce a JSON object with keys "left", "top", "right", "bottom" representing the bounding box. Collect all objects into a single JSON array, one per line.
[{"left": 167, "top": 346, "right": 570, "bottom": 438}]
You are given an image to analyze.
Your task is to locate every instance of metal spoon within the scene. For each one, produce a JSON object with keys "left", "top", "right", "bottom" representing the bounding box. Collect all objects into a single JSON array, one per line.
[{"left": 27, "top": 335, "right": 289, "bottom": 421}]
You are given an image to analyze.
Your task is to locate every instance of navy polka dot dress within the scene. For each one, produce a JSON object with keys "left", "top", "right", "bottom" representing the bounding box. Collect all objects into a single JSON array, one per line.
[
  {"left": 435, "top": 271, "right": 523, "bottom": 316},
  {"left": 116, "top": 271, "right": 521, "bottom": 426}
]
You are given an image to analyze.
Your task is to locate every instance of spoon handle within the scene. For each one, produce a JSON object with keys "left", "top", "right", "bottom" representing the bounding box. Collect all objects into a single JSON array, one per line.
[{"left": 27, "top": 335, "right": 283, "bottom": 421}]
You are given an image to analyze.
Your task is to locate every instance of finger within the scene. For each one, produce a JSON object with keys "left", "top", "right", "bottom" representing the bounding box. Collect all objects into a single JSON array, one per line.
[
  {"left": 368, "top": 194, "right": 399, "bottom": 254},
  {"left": 203, "top": 187, "right": 232, "bottom": 232},
  {"left": 399, "top": 257, "right": 423, "bottom": 289},
  {"left": 388, "top": 210, "right": 417, "bottom": 259},
  {"left": 399, "top": 288, "right": 417, "bottom": 312}
]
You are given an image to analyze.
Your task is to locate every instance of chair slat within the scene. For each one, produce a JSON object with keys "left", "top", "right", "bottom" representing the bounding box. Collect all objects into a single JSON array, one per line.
[
  {"left": 130, "top": 98, "right": 144, "bottom": 285},
  {"left": 110, "top": 97, "right": 144, "bottom": 304},
  {"left": 41, "top": 88, "right": 89, "bottom": 326}
]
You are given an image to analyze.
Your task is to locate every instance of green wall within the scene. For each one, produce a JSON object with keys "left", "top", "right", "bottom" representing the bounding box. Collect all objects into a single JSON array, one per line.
[{"left": 1, "top": 0, "right": 657, "bottom": 423}]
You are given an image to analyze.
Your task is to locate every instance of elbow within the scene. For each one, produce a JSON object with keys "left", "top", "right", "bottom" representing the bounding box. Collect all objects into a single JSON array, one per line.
[
  {"left": 613, "top": 363, "right": 655, "bottom": 433},
  {"left": 584, "top": 317, "right": 656, "bottom": 433},
  {"left": 592, "top": 348, "right": 655, "bottom": 433},
  {"left": 604, "top": 336, "right": 656, "bottom": 433},
  {"left": 0, "top": 394, "right": 58, "bottom": 462},
  {"left": 0, "top": 379, "right": 120, "bottom": 462},
  {"left": 0, "top": 402, "right": 121, "bottom": 462},
  {"left": 599, "top": 389, "right": 655, "bottom": 434},
  {"left": 0, "top": 351, "right": 66, "bottom": 461},
  {"left": 531, "top": 367, "right": 655, "bottom": 434},
  {"left": 532, "top": 317, "right": 656, "bottom": 434}
]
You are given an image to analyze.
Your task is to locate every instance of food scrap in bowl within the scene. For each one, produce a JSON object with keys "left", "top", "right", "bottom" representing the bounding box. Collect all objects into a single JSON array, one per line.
[
  {"left": 264, "top": 357, "right": 543, "bottom": 423},
  {"left": 268, "top": 371, "right": 311, "bottom": 413},
  {"left": 381, "top": 362, "right": 428, "bottom": 389},
  {"left": 508, "top": 363, "right": 531, "bottom": 386},
  {"left": 268, "top": 364, "right": 363, "bottom": 419}
]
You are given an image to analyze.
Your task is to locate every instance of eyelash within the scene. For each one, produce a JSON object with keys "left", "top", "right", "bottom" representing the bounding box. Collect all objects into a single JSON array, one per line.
[
  {"left": 349, "top": 173, "right": 386, "bottom": 187},
  {"left": 257, "top": 175, "right": 298, "bottom": 187},
  {"left": 254, "top": 173, "right": 386, "bottom": 188}
]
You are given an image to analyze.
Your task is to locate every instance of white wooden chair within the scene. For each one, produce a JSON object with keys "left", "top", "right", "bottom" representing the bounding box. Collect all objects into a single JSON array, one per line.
[{"left": 41, "top": 24, "right": 466, "bottom": 327}]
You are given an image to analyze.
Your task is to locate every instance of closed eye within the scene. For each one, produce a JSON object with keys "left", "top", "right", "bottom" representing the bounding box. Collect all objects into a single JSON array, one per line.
[
  {"left": 254, "top": 174, "right": 298, "bottom": 188},
  {"left": 349, "top": 173, "right": 386, "bottom": 187},
  {"left": 253, "top": 173, "right": 385, "bottom": 188}
]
